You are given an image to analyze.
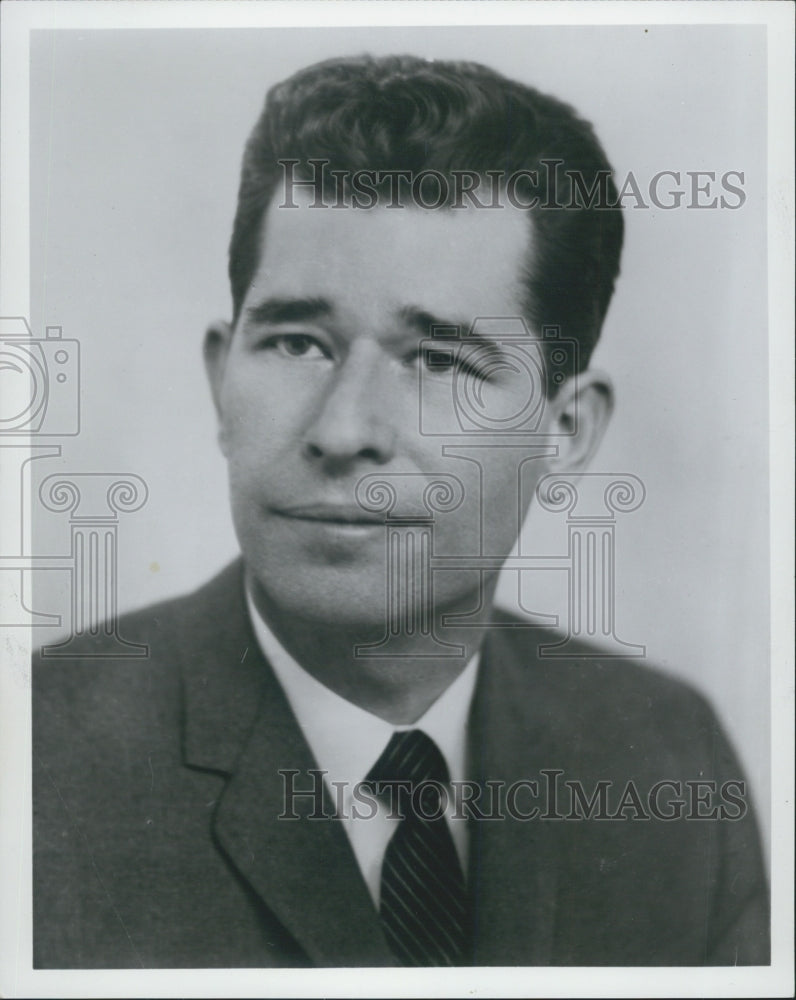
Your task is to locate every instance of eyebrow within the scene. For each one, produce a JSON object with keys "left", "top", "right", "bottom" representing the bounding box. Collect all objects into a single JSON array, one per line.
[
  {"left": 244, "top": 296, "right": 333, "bottom": 326},
  {"left": 397, "top": 306, "right": 462, "bottom": 338},
  {"left": 243, "top": 298, "right": 503, "bottom": 349},
  {"left": 396, "top": 306, "right": 505, "bottom": 356}
]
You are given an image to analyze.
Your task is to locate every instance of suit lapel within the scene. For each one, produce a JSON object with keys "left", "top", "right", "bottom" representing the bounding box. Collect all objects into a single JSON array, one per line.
[
  {"left": 180, "top": 561, "right": 395, "bottom": 966},
  {"left": 467, "top": 628, "right": 560, "bottom": 965},
  {"left": 181, "top": 561, "right": 560, "bottom": 966}
]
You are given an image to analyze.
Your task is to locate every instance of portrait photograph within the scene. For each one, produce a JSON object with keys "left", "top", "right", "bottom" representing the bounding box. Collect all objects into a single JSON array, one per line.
[{"left": 0, "top": 2, "right": 792, "bottom": 998}]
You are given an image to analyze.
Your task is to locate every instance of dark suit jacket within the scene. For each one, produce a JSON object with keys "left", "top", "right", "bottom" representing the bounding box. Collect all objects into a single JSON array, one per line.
[{"left": 33, "top": 560, "right": 769, "bottom": 967}]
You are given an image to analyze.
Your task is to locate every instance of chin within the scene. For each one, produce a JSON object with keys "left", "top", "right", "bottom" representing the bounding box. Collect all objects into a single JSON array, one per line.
[{"left": 248, "top": 563, "right": 393, "bottom": 630}]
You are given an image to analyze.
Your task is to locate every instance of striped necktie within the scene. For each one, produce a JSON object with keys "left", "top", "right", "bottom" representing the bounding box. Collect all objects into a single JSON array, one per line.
[{"left": 366, "top": 728, "right": 468, "bottom": 966}]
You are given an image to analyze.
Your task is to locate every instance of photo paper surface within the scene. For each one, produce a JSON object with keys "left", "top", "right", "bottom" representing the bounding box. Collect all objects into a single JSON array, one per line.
[{"left": 1, "top": 2, "right": 793, "bottom": 997}]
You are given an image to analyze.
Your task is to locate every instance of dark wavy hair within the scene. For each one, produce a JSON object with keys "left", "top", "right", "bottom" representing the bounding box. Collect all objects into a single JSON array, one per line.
[{"left": 229, "top": 55, "right": 624, "bottom": 384}]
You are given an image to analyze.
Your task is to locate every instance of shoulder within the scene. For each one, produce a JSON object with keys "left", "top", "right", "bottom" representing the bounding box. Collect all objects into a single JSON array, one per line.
[
  {"left": 32, "top": 559, "right": 245, "bottom": 747},
  {"left": 482, "top": 613, "right": 741, "bottom": 776},
  {"left": 486, "top": 611, "right": 717, "bottom": 714}
]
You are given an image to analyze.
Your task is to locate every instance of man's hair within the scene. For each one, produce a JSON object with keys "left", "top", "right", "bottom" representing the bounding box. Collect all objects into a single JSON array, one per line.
[{"left": 229, "top": 54, "right": 624, "bottom": 387}]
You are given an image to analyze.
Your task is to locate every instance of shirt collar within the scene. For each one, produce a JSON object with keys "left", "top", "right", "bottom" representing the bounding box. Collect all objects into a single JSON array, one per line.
[{"left": 245, "top": 585, "right": 479, "bottom": 790}]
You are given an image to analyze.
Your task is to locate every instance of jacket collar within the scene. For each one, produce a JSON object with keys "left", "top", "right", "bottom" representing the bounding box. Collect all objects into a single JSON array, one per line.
[
  {"left": 180, "top": 559, "right": 269, "bottom": 774},
  {"left": 180, "top": 560, "right": 395, "bottom": 966},
  {"left": 466, "top": 626, "right": 559, "bottom": 965},
  {"left": 180, "top": 561, "right": 558, "bottom": 966}
]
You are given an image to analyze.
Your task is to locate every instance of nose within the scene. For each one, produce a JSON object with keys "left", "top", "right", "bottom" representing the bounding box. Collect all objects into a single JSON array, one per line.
[{"left": 302, "top": 344, "right": 396, "bottom": 468}]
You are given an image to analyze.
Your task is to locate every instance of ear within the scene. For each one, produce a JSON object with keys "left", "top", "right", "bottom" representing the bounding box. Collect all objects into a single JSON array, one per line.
[
  {"left": 545, "top": 369, "right": 614, "bottom": 474},
  {"left": 203, "top": 320, "right": 233, "bottom": 418}
]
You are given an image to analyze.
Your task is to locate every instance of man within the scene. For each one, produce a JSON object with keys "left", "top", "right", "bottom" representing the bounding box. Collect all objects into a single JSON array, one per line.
[{"left": 33, "top": 55, "right": 769, "bottom": 967}]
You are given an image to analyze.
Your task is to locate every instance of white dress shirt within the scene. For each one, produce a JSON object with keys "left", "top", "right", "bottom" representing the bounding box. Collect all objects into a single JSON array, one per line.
[{"left": 245, "top": 587, "right": 479, "bottom": 907}]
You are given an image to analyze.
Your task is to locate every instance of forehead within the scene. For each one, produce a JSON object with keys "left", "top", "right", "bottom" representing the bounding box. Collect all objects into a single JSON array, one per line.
[{"left": 246, "top": 193, "right": 533, "bottom": 325}]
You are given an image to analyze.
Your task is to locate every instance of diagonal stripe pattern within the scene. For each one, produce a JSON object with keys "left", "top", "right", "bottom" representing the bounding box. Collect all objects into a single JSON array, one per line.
[{"left": 366, "top": 729, "right": 468, "bottom": 966}]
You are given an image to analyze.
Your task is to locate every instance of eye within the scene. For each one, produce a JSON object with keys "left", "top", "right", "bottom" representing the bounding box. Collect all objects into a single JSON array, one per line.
[
  {"left": 260, "top": 333, "right": 330, "bottom": 360},
  {"left": 410, "top": 346, "right": 491, "bottom": 381},
  {"left": 423, "top": 348, "right": 455, "bottom": 372}
]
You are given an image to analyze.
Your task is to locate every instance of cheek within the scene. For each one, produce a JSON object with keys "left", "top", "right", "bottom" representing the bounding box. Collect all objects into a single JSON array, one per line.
[
  {"left": 218, "top": 364, "right": 312, "bottom": 454},
  {"left": 479, "top": 456, "right": 545, "bottom": 553}
]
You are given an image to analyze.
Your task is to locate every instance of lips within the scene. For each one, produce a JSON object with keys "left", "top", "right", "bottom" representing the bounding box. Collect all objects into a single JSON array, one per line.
[{"left": 271, "top": 503, "right": 385, "bottom": 526}]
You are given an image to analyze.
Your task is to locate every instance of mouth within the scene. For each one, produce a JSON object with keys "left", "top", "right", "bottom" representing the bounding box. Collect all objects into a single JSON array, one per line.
[{"left": 270, "top": 503, "right": 386, "bottom": 527}]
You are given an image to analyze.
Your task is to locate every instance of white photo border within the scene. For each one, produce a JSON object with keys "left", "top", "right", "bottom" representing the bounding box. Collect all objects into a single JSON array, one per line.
[{"left": 1, "top": 2, "right": 793, "bottom": 998}]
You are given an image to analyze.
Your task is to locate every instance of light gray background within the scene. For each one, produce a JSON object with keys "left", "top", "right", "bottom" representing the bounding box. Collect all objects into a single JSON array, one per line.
[{"left": 29, "top": 26, "right": 769, "bottom": 853}]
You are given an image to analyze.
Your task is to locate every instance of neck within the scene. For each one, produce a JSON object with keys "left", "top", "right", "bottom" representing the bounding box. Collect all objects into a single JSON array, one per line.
[{"left": 248, "top": 577, "right": 496, "bottom": 725}]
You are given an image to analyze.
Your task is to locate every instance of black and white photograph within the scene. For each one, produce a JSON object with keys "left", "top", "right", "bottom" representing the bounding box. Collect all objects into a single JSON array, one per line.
[{"left": 0, "top": 1, "right": 793, "bottom": 997}]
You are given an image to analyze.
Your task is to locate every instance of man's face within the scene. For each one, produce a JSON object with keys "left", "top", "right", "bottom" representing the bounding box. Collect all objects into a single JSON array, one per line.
[{"left": 206, "top": 194, "right": 568, "bottom": 626}]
